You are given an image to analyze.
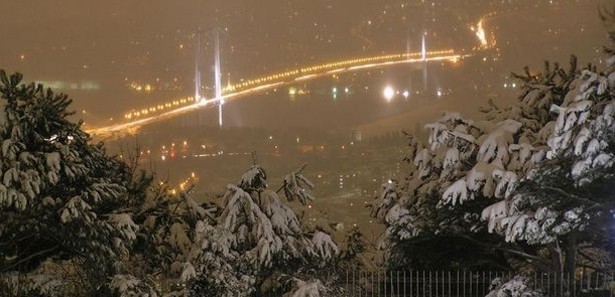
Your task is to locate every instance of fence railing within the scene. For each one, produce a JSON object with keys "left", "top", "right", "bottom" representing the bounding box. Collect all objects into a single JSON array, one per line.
[{"left": 334, "top": 270, "right": 615, "bottom": 297}]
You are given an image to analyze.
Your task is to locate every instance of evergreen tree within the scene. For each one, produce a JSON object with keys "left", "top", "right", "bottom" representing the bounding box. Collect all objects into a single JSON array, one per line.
[
  {"left": 376, "top": 49, "right": 611, "bottom": 271},
  {"left": 0, "top": 71, "right": 150, "bottom": 295},
  {"left": 377, "top": 42, "right": 615, "bottom": 274}
]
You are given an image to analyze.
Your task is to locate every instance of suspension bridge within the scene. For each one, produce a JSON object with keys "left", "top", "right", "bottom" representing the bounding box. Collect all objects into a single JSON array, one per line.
[{"left": 86, "top": 19, "right": 493, "bottom": 137}]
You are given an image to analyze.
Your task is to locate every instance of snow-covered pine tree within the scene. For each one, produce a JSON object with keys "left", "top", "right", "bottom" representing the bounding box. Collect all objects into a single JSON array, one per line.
[
  {"left": 375, "top": 55, "right": 591, "bottom": 272},
  {"left": 507, "top": 52, "right": 615, "bottom": 273},
  {"left": 370, "top": 180, "right": 399, "bottom": 223},
  {"left": 168, "top": 163, "right": 338, "bottom": 296},
  {"left": 0, "top": 71, "right": 149, "bottom": 295}
]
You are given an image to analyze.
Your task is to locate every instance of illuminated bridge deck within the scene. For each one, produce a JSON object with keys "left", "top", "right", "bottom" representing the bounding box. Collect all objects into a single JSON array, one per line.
[{"left": 87, "top": 49, "right": 471, "bottom": 137}]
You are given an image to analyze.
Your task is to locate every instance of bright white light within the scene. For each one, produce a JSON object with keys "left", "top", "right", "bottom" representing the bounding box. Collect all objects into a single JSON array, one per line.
[
  {"left": 383, "top": 86, "right": 395, "bottom": 101},
  {"left": 474, "top": 19, "right": 488, "bottom": 48},
  {"left": 402, "top": 90, "right": 410, "bottom": 98},
  {"left": 437, "top": 90, "right": 443, "bottom": 97}
]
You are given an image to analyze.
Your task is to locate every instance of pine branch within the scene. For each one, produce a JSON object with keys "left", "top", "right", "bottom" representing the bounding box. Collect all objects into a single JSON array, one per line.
[
  {"left": 2, "top": 245, "right": 59, "bottom": 272},
  {"left": 276, "top": 163, "right": 308, "bottom": 194},
  {"left": 454, "top": 234, "right": 552, "bottom": 269}
]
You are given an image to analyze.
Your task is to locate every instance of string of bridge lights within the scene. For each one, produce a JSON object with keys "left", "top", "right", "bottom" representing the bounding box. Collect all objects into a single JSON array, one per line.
[{"left": 122, "top": 49, "right": 456, "bottom": 121}]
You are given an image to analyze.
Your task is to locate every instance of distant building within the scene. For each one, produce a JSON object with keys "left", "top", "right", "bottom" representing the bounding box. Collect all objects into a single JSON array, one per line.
[{"left": 351, "top": 130, "right": 362, "bottom": 142}]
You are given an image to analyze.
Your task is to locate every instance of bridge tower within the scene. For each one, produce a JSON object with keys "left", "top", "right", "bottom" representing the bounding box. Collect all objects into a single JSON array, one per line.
[
  {"left": 421, "top": 33, "right": 426, "bottom": 61},
  {"left": 421, "top": 33, "right": 428, "bottom": 91},
  {"left": 195, "top": 30, "right": 202, "bottom": 102},
  {"left": 214, "top": 29, "right": 223, "bottom": 127}
]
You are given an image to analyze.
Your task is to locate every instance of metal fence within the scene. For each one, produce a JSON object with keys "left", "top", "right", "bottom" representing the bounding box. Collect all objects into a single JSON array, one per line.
[{"left": 335, "top": 270, "right": 615, "bottom": 297}]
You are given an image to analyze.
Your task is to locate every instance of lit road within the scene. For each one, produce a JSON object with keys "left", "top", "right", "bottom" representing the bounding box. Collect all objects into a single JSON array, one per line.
[{"left": 87, "top": 49, "right": 473, "bottom": 137}]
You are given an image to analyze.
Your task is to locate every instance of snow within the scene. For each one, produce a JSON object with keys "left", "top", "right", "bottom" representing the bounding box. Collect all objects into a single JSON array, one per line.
[
  {"left": 3, "top": 167, "right": 17, "bottom": 187},
  {"left": 282, "top": 170, "right": 315, "bottom": 205},
  {"left": 481, "top": 200, "right": 508, "bottom": 233},
  {"left": 180, "top": 262, "right": 197, "bottom": 282},
  {"left": 468, "top": 162, "right": 501, "bottom": 197},
  {"left": 285, "top": 278, "right": 326, "bottom": 297},
  {"left": 443, "top": 147, "right": 460, "bottom": 169},
  {"left": 492, "top": 169, "right": 517, "bottom": 199},
  {"left": 2, "top": 139, "right": 14, "bottom": 160},
  {"left": 477, "top": 119, "right": 522, "bottom": 164},
  {"left": 311, "top": 231, "right": 339, "bottom": 262},
  {"left": 110, "top": 274, "right": 140, "bottom": 295},
  {"left": 573, "top": 127, "right": 591, "bottom": 155},
  {"left": 442, "top": 179, "right": 468, "bottom": 206},
  {"left": 371, "top": 181, "right": 399, "bottom": 220},
  {"left": 109, "top": 213, "right": 139, "bottom": 241},
  {"left": 60, "top": 196, "right": 92, "bottom": 223},
  {"left": 485, "top": 276, "right": 544, "bottom": 297},
  {"left": 238, "top": 165, "right": 267, "bottom": 190},
  {"left": 170, "top": 222, "right": 192, "bottom": 253},
  {"left": 45, "top": 152, "right": 61, "bottom": 172},
  {"left": 384, "top": 202, "right": 418, "bottom": 240},
  {"left": 184, "top": 194, "right": 212, "bottom": 219},
  {"left": 502, "top": 214, "right": 529, "bottom": 242}
]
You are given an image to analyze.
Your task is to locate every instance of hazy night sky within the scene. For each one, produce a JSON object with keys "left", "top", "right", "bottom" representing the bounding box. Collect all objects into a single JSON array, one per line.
[{"left": 0, "top": 0, "right": 608, "bottom": 126}]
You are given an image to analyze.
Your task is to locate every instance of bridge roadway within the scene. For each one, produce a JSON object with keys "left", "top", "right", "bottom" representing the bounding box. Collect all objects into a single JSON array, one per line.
[{"left": 87, "top": 49, "right": 470, "bottom": 137}]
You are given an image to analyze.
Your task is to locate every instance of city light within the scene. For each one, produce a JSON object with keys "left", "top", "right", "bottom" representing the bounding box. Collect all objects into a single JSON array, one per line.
[
  {"left": 471, "top": 18, "right": 491, "bottom": 49},
  {"left": 383, "top": 85, "right": 395, "bottom": 102}
]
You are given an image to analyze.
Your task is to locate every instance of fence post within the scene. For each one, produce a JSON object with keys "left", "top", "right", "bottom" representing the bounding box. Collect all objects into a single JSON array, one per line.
[
  {"left": 566, "top": 269, "right": 574, "bottom": 296},
  {"left": 463, "top": 270, "right": 466, "bottom": 297},
  {"left": 481, "top": 271, "right": 488, "bottom": 295},
  {"left": 384, "top": 271, "right": 387, "bottom": 296},
  {"left": 395, "top": 270, "right": 401, "bottom": 296},
  {"left": 346, "top": 269, "right": 349, "bottom": 294},
  {"left": 434, "top": 270, "right": 438, "bottom": 297},
  {"left": 423, "top": 270, "right": 426, "bottom": 297},
  {"left": 549, "top": 271, "right": 552, "bottom": 296},
  {"left": 448, "top": 270, "right": 452, "bottom": 297},
  {"left": 489, "top": 271, "right": 494, "bottom": 294},
  {"left": 573, "top": 271, "right": 576, "bottom": 297},
  {"left": 457, "top": 270, "right": 460, "bottom": 297},
  {"left": 410, "top": 270, "right": 413, "bottom": 297},
  {"left": 559, "top": 272, "right": 563, "bottom": 297},
  {"left": 391, "top": 271, "right": 395, "bottom": 296},
  {"left": 378, "top": 271, "right": 381, "bottom": 297},
  {"left": 352, "top": 269, "right": 356, "bottom": 296},
  {"left": 580, "top": 269, "right": 584, "bottom": 294},
  {"left": 404, "top": 270, "right": 407, "bottom": 297},
  {"left": 371, "top": 271, "right": 375, "bottom": 297},
  {"left": 470, "top": 270, "right": 474, "bottom": 296},
  {"left": 359, "top": 270, "right": 362, "bottom": 297},
  {"left": 442, "top": 271, "right": 445, "bottom": 297},
  {"left": 390, "top": 271, "right": 393, "bottom": 296},
  {"left": 429, "top": 270, "right": 433, "bottom": 297}
]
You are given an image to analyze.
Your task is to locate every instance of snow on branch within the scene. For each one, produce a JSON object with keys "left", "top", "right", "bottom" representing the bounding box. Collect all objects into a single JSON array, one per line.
[{"left": 280, "top": 164, "right": 315, "bottom": 205}]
